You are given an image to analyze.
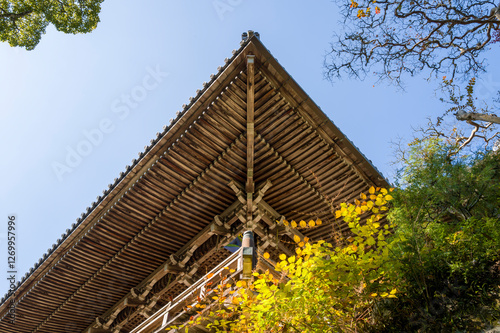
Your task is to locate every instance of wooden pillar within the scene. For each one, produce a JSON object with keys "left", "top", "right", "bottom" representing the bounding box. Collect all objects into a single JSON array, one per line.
[
  {"left": 240, "top": 231, "right": 256, "bottom": 279},
  {"left": 246, "top": 54, "right": 255, "bottom": 226}
]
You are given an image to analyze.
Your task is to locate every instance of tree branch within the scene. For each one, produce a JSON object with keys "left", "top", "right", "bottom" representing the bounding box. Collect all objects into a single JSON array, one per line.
[
  {"left": 0, "top": 10, "right": 33, "bottom": 21},
  {"left": 455, "top": 110, "right": 500, "bottom": 124}
]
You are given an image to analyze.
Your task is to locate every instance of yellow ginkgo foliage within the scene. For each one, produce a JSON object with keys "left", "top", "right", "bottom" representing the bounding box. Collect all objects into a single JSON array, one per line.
[{"left": 172, "top": 188, "right": 399, "bottom": 333}]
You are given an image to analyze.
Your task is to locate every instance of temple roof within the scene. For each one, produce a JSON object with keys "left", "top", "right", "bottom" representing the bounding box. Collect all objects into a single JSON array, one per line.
[{"left": 0, "top": 31, "right": 388, "bottom": 333}]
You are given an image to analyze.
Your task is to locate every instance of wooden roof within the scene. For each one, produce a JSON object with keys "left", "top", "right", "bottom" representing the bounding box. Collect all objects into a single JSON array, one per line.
[{"left": 0, "top": 31, "right": 388, "bottom": 333}]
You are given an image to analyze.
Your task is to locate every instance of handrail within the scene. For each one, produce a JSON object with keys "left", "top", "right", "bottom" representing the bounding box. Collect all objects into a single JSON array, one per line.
[{"left": 131, "top": 250, "right": 242, "bottom": 333}]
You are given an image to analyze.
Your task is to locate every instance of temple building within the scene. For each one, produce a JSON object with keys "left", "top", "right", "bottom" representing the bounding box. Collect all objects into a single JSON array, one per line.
[{"left": 0, "top": 31, "right": 387, "bottom": 332}]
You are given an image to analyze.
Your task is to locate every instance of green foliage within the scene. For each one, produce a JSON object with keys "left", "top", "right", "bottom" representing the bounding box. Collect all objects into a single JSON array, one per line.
[
  {"left": 374, "top": 139, "right": 500, "bottom": 332},
  {"left": 170, "top": 140, "right": 500, "bottom": 333},
  {"left": 0, "top": 0, "right": 103, "bottom": 50}
]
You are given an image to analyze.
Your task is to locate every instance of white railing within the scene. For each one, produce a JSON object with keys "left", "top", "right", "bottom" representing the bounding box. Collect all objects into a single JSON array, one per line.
[{"left": 130, "top": 250, "right": 242, "bottom": 333}]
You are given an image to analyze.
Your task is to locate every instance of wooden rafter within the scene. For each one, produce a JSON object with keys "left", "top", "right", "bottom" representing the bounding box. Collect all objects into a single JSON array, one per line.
[{"left": 246, "top": 54, "right": 256, "bottom": 227}]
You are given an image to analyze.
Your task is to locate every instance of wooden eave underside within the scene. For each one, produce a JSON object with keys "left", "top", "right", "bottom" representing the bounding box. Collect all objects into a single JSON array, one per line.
[{"left": 0, "top": 36, "right": 388, "bottom": 333}]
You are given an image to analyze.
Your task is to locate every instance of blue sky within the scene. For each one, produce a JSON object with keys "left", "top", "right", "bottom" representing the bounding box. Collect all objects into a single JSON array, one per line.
[{"left": 0, "top": 1, "right": 498, "bottom": 295}]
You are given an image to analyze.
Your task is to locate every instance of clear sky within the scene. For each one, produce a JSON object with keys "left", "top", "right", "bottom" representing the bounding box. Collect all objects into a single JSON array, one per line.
[{"left": 0, "top": 1, "right": 498, "bottom": 296}]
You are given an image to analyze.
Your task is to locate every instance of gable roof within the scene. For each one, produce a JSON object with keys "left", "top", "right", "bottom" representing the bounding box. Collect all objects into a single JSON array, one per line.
[{"left": 0, "top": 31, "right": 388, "bottom": 333}]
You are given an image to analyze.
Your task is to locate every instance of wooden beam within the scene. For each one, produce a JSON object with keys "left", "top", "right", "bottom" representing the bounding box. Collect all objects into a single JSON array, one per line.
[
  {"left": 246, "top": 54, "right": 256, "bottom": 227},
  {"left": 83, "top": 199, "right": 243, "bottom": 333}
]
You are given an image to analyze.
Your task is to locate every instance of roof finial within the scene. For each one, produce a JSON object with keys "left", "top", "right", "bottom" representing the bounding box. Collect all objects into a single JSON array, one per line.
[{"left": 242, "top": 30, "right": 260, "bottom": 42}]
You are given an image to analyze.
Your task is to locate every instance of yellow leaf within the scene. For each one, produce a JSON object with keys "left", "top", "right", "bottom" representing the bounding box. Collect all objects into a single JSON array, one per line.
[
  {"left": 263, "top": 252, "right": 270, "bottom": 259},
  {"left": 316, "top": 219, "right": 322, "bottom": 225},
  {"left": 296, "top": 248, "right": 302, "bottom": 255},
  {"left": 390, "top": 288, "right": 397, "bottom": 294},
  {"left": 206, "top": 273, "right": 214, "bottom": 279},
  {"left": 308, "top": 220, "right": 315, "bottom": 227},
  {"left": 283, "top": 220, "right": 289, "bottom": 226},
  {"left": 367, "top": 201, "right": 374, "bottom": 209},
  {"left": 360, "top": 193, "right": 367, "bottom": 200},
  {"left": 371, "top": 293, "right": 378, "bottom": 297},
  {"left": 223, "top": 266, "right": 229, "bottom": 270},
  {"left": 299, "top": 220, "right": 307, "bottom": 228},
  {"left": 298, "top": 241, "right": 305, "bottom": 247},
  {"left": 304, "top": 237, "right": 309, "bottom": 243},
  {"left": 355, "top": 206, "right": 362, "bottom": 215},
  {"left": 293, "top": 234, "right": 301, "bottom": 243},
  {"left": 291, "top": 220, "right": 297, "bottom": 228},
  {"left": 355, "top": 199, "right": 361, "bottom": 206},
  {"left": 279, "top": 253, "right": 287, "bottom": 261},
  {"left": 230, "top": 269, "right": 236, "bottom": 273},
  {"left": 385, "top": 194, "right": 393, "bottom": 201},
  {"left": 381, "top": 292, "right": 389, "bottom": 297},
  {"left": 335, "top": 210, "right": 342, "bottom": 219},
  {"left": 369, "top": 186, "right": 375, "bottom": 194},
  {"left": 380, "top": 188, "right": 388, "bottom": 195}
]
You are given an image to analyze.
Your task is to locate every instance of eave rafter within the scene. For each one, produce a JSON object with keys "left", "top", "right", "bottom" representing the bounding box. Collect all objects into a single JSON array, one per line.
[
  {"left": 255, "top": 134, "right": 333, "bottom": 211},
  {"left": 34, "top": 132, "right": 249, "bottom": 333},
  {"left": 256, "top": 62, "right": 377, "bottom": 187}
]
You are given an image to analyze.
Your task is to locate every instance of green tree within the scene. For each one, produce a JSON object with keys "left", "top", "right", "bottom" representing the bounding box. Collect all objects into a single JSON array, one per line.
[
  {"left": 374, "top": 139, "right": 500, "bottom": 332},
  {"left": 0, "top": 0, "right": 104, "bottom": 50}
]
